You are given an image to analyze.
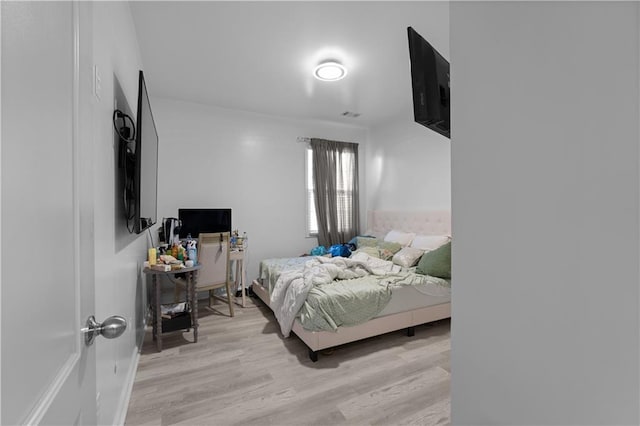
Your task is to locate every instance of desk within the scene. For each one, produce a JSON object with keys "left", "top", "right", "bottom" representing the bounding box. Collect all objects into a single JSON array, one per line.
[
  {"left": 230, "top": 249, "right": 247, "bottom": 307},
  {"left": 144, "top": 265, "right": 201, "bottom": 352}
]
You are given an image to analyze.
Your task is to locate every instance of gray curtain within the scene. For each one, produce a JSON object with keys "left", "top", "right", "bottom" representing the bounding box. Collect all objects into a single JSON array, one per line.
[{"left": 310, "top": 138, "right": 360, "bottom": 247}]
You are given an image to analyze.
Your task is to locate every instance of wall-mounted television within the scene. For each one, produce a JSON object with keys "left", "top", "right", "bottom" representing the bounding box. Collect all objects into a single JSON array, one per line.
[
  {"left": 133, "top": 70, "right": 159, "bottom": 234},
  {"left": 407, "top": 26, "right": 450, "bottom": 138},
  {"left": 178, "top": 208, "right": 232, "bottom": 239}
]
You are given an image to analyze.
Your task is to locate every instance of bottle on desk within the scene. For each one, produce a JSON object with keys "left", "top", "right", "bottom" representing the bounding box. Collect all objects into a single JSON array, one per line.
[
  {"left": 186, "top": 233, "right": 197, "bottom": 264},
  {"left": 148, "top": 248, "right": 157, "bottom": 266}
]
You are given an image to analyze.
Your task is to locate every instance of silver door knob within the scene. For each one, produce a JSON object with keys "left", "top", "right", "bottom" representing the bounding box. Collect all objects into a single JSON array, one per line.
[{"left": 82, "top": 315, "right": 127, "bottom": 346}]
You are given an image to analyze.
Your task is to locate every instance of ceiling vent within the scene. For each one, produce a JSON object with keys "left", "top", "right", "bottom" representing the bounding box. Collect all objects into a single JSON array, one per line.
[{"left": 342, "top": 111, "right": 361, "bottom": 118}]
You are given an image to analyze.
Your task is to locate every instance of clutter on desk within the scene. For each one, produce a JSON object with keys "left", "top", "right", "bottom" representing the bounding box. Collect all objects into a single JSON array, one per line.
[
  {"left": 159, "top": 254, "right": 181, "bottom": 264},
  {"left": 147, "top": 228, "right": 247, "bottom": 271},
  {"left": 145, "top": 230, "right": 198, "bottom": 271},
  {"left": 230, "top": 230, "right": 248, "bottom": 250},
  {"left": 150, "top": 264, "right": 172, "bottom": 272},
  {"left": 145, "top": 245, "right": 197, "bottom": 271}
]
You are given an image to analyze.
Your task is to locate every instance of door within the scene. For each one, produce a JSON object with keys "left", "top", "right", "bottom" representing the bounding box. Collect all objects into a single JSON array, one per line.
[{"left": 1, "top": 2, "right": 97, "bottom": 424}]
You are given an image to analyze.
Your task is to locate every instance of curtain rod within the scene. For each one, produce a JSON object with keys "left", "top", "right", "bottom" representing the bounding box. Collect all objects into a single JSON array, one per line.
[{"left": 297, "top": 137, "right": 358, "bottom": 146}]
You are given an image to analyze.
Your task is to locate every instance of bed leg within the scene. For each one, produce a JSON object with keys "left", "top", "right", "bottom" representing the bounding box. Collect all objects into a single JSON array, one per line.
[
  {"left": 309, "top": 348, "right": 318, "bottom": 362},
  {"left": 407, "top": 326, "right": 415, "bottom": 337}
]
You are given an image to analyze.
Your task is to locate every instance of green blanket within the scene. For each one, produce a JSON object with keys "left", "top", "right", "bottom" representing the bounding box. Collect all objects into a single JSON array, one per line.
[
  {"left": 259, "top": 257, "right": 310, "bottom": 293},
  {"left": 298, "top": 271, "right": 451, "bottom": 332},
  {"left": 385, "top": 270, "right": 451, "bottom": 289},
  {"left": 298, "top": 275, "right": 392, "bottom": 332}
]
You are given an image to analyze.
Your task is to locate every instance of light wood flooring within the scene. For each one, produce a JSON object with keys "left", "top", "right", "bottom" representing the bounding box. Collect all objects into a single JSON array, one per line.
[{"left": 125, "top": 295, "right": 451, "bottom": 426}]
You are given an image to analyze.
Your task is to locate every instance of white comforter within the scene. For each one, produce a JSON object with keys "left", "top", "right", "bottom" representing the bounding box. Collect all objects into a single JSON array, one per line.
[{"left": 270, "top": 252, "right": 401, "bottom": 337}]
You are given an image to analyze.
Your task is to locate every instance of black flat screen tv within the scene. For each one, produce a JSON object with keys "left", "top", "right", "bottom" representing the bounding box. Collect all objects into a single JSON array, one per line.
[
  {"left": 178, "top": 208, "right": 232, "bottom": 239},
  {"left": 133, "top": 70, "right": 159, "bottom": 233},
  {"left": 407, "top": 27, "right": 450, "bottom": 138}
]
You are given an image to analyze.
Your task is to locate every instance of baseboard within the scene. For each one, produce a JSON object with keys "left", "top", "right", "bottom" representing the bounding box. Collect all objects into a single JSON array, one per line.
[
  {"left": 113, "top": 346, "right": 141, "bottom": 425},
  {"left": 114, "top": 314, "right": 148, "bottom": 424}
]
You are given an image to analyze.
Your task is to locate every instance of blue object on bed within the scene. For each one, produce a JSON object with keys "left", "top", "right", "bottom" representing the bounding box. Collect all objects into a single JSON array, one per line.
[
  {"left": 310, "top": 246, "right": 327, "bottom": 256},
  {"left": 329, "top": 244, "right": 351, "bottom": 257}
]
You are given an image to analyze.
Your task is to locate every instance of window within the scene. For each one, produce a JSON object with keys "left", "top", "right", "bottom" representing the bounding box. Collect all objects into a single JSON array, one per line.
[
  {"left": 306, "top": 147, "right": 318, "bottom": 236},
  {"left": 305, "top": 145, "right": 357, "bottom": 237}
]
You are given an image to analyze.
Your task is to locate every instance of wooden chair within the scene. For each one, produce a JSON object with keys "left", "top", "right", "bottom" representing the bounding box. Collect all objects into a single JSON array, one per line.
[{"left": 175, "top": 232, "right": 234, "bottom": 317}]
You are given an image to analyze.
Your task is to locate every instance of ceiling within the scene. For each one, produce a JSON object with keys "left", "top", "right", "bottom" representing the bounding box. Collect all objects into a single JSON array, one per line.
[{"left": 130, "top": 1, "right": 449, "bottom": 128}]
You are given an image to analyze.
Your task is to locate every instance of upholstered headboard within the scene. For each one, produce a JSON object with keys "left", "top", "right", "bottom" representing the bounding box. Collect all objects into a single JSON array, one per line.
[{"left": 366, "top": 210, "right": 451, "bottom": 237}]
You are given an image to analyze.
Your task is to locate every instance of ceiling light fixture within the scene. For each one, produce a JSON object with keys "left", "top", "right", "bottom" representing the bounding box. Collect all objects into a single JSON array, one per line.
[{"left": 313, "top": 61, "right": 347, "bottom": 81}]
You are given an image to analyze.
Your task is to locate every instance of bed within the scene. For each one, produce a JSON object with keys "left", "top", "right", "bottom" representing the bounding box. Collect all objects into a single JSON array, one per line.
[{"left": 251, "top": 210, "right": 452, "bottom": 361}]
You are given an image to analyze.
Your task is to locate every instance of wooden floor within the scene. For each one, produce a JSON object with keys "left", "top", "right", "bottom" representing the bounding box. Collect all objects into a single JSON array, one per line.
[{"left": 125, "top": 295, "right": 451, "bottom": 426}]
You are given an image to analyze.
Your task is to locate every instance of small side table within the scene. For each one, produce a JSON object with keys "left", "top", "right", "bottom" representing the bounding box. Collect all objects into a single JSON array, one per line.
[
  {"left": 143, "top": 264, "right": 202, "bottom": 352},
  {"left": 230, "top": 249, "right": 247, "bottom": 307}
]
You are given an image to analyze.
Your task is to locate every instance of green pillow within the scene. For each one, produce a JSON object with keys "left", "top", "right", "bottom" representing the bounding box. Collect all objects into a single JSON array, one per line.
[
  {"left": 376, "top": 240, "right": 402, "bottom": 254},
  {"left": 356, "top": 237, "right": 378, "bottom": 248},
  {"left": 355, "top": 246, "right": 381, "bottom": 258},
  {"left": 377, "top": 248, "right": 395, "bottom": 261},
  {"left": 356, "top": 236, "right": 378, "bottom": 248},
  {"left": 416, "top": 241, "right": 451, "bottom": 278},
  {"left": 355, "top": 237, "right": 402, "bottom": 255}
]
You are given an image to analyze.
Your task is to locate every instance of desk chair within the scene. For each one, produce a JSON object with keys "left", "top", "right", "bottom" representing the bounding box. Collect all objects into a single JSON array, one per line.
[{"left": 175, "top": 232, "right": 234, "bottom": 317}]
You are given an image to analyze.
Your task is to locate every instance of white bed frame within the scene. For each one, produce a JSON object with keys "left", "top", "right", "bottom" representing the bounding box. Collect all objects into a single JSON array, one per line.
[{"left": 252, "top": 210, "right": 451, "bottom": 362}]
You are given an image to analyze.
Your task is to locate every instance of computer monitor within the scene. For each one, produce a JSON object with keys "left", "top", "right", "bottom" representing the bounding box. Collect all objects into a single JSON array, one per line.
[{"left": 178, "top": 208, "right": 232, "bottom": 239}]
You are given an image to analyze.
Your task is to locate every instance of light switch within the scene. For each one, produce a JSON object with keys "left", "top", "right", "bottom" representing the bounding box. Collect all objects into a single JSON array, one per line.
[{"left": 93, "top": 65, "right": 102, "bottom": 100}]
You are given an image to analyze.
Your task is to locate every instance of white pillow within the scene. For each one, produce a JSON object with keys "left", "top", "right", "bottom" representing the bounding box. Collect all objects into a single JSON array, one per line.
[
  {"left": 392, "top": 247, "right": 424, "bottom": 268},
  {"left": 364, "top": 229, "right": 387, "bottom": 240},
  {"left": 384, "top": 230, "right": 415, "bottom": 247},
  {"left": 410, "top": 235, "right": 451, "bottom": 251}
]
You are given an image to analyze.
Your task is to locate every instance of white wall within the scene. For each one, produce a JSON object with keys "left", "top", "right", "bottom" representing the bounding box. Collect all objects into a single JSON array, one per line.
[
  {"left": 92, "top": 3, "right": 148, "bottom": 425},
  {"left": 450, "top": 2, "right": 639, "bottom": 424},
  {"left": 152, "top": 98, "right": 367, "bottom": 281},
  {"left": 366, "top": 119, "right": 450, "bottom": 214}
]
